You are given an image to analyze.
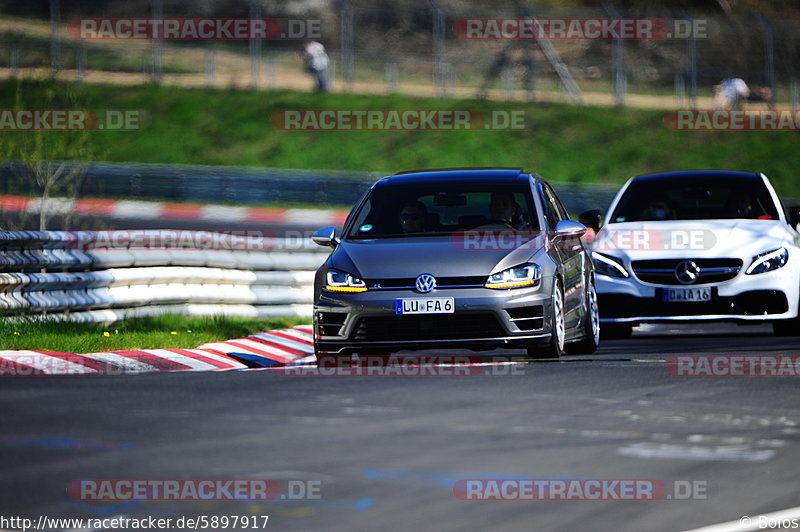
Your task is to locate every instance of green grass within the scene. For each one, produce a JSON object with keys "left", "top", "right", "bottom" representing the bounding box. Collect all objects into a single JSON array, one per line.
[
  {"left": 2, "top": 79, "right": 800, "bottom": 198},
  {"left": 0, "top": 314, "right": 310, "bottom": 352}
]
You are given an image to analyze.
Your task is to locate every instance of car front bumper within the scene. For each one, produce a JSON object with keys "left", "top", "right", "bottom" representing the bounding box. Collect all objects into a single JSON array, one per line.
[
  {"left": 313, "top": 283, "right": 554, "bottom": 354},
  {"left": 596, "top": 266, "right": 799, "bottom": 323}
]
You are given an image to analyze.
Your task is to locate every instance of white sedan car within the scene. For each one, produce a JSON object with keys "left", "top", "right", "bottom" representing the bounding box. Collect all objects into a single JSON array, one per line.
[{"left": 590, "top": 170, "right": 800, "bottom": 337}]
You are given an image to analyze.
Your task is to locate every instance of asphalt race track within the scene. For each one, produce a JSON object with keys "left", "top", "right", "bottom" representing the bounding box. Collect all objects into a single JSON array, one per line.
[{"left": 1, "top": 323, "right": 799, "bottom": 532}]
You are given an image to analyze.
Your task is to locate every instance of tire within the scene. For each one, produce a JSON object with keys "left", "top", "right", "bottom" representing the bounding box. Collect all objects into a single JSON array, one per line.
[
  {"left": 565, "top": 282, "right": 600, "bottom": 355},
  {"left": 600, "top": 323, "right": 633, "bottom": 339},
  {"left": 527, "top": 280, "right": 565, "bottom": 359}
]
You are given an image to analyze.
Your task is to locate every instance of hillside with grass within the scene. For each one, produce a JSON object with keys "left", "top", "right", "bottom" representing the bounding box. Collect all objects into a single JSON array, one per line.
[{"left": 1, "top": 79, "right": 799, "bottom": 198}]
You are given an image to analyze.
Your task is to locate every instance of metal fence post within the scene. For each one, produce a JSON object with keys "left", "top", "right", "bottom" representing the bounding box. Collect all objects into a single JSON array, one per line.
[
  {"left": 605, "top": 5, "right": 626, "bottom": 106},
  {"left": 385, "top": 62, "right": 398, "bottom": 93},
  {"left": 49, "top": 0, "right": 60, "bottom": 78},
  {"left": 265, "top": 59, "right": 276, "bottom": 89},
  {"left": 675, "top": 72, "right": 686, "bottom": 108},
  {"left": 501, "top": 67, "right": 514, "bottom": 99},
  {"left": 429, "top": 0, "right": 447, "bottom": 97},
  {"left": 686, "top": 16, "right": 697, "bottom": 108},
  {"left": 791, "top": 79, "right": 799, "bottom": 110},
  {"left": 762, "top": 16, "right": 776, "bottom": 100},
  {"left": 76, "top": 43, "right": 87, "bottom": 81},
  {"left": 150, "top": 0, "right": 164, "bottom": 83},
  {"left": 249, "top": 1, "right": 262, "bottom": 89},
  {"left": 10, "top": 47, "right": 18, "bottom": 77},
  {"left": 338, "top": 0, "right": 354, "bottom": 91},
  {"left": 205, "top": 50, "right": 216, "bottom": 87}
]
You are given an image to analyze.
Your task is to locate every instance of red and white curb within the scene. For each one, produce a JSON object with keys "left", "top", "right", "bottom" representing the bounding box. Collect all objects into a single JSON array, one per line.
[
  {"left": 199, "top": 325, "right": 315, "bottom": 367},
  {"left": 0, "top": 325, "right": 315, "bottom": 376},
  {"left": 0, "top": 195, "right": 349, "bottom": 226}
]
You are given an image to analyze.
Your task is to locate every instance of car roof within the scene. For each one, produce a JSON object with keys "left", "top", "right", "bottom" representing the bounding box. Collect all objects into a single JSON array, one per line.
[
  {"left": 382, "top": 167, "right": 533, "bottom": 184},
  {"left": 631, "top": 170, "right": 762, "bottom": 182}
]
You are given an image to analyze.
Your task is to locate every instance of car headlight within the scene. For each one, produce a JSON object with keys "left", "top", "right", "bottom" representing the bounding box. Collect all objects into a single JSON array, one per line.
[
  {"left": 485, "top": 264, "right": 540, "bottom": 289},
  {"left": 591, "top": 252, "right": 629, "bottom": 279},
  {"left": 745, "top": 247, "right": 788, "bottom": 275},
  {"left": 323, "top": 270, "right": 367, "bottom": 292}
]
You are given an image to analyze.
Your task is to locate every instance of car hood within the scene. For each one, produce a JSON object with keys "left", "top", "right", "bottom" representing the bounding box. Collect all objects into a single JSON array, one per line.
[
  {"left": 591, "top": 219, "right": 797, "bottom": 261},
  {"left": 329, "top": 236, "right": 541, "bottom": 278}
]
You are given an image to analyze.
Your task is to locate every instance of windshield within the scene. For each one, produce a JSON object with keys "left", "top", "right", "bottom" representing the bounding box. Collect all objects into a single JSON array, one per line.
[
  {"left": 346, "top": 181, "right": 539, "bottom": 239},
  {"left": 609, "top": 175, "right": 780, "bottom": 223}
]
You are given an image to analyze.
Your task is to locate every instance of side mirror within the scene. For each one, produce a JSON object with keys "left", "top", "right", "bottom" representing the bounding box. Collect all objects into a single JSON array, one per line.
[
  {"left": 789, "top": 206, "right": 800, "bottom": 230},
  {"left": 311, "top": 226, "right": 339, "bottom": 248},
  {"left": 554, "top": 220, "right": 587, "bottom": 238}
]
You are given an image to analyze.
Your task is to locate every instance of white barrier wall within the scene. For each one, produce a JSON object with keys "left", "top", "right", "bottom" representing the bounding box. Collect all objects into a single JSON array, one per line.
[{"left": 0, "top": 231, "right": 330, "bottom": 322}]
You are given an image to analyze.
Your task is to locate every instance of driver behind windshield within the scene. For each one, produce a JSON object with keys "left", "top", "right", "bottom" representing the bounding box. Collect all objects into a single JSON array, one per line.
[
  {"left": 640, "top": 197, "right": 675, "bottom": 221},
  {"left": 399, "top": 201, "right": 427, "bottom": 233},
  {"left": 486, "top": 191, "right": 518, "bottom": 227}
]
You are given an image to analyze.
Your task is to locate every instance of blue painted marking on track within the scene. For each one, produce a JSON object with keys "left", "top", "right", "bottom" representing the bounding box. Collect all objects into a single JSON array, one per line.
[{"left": 223, "top": 352, "right": 286, "bottom": 368}]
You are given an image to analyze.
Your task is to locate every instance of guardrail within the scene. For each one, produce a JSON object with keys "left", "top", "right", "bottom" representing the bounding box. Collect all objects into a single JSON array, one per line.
[
  {"left": 0, "top": 161, "right": 622, "bottom": 215},
  {"left": 0, "top": 230, "right": 330, "bottom": 323}
]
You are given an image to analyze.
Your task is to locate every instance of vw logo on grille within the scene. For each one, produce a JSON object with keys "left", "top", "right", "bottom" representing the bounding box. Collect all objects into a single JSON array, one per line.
[
  {"left": 675, "top": 260, "right": 700, "bottom": 285},
  {"left": 415, "top": 274, "right": 437, "bottom": 293}
]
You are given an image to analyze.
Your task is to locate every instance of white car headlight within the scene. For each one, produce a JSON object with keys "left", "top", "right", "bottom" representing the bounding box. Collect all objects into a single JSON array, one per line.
[
  {"left": 485, "top": 264, "right": 540, "bottom": 289},
  {"left": 745, "top": 247, "right": 788, "bottom": 275},
  {"left": 591, "top": 252, "right": 629, "bottom": 279},
  {"left": 324, "top": 269, "right": 367, "bottom": 292}
]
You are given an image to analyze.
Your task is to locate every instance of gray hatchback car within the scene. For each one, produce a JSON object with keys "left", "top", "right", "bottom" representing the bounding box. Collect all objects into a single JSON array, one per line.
[{"left": 311, "top": 168, "right": 599, "bottom": 361}]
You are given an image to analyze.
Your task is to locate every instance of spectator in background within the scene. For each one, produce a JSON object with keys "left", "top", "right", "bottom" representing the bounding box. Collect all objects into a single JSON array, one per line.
[
  {"left": 713, "top": 77, "right": 750, "bottom": 109},
  {"left": 300, "top": 40, "right": 329, "bottom": 92}
]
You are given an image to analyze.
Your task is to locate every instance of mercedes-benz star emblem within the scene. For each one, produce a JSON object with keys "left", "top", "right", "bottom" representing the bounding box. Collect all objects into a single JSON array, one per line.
[
  {"left": 674, "top": 260, "right": 700, "bottom": 285},
  {"left": 415, "top": 274, "right": 437, "bottom": 293}
]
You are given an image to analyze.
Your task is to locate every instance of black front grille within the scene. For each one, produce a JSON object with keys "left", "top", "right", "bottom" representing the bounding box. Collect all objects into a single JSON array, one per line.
[
  {"left": 351, "top": 314, "right": 505, "bottom": 341},
  {"left": 363, "top": 276, "right": 486, "bottom": 290},
  {"left": 599, "top": 290, "right": 788, "bottom": 318},
  {"left": 631, "top": 258, "right": 742, "bottom": 285}
]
